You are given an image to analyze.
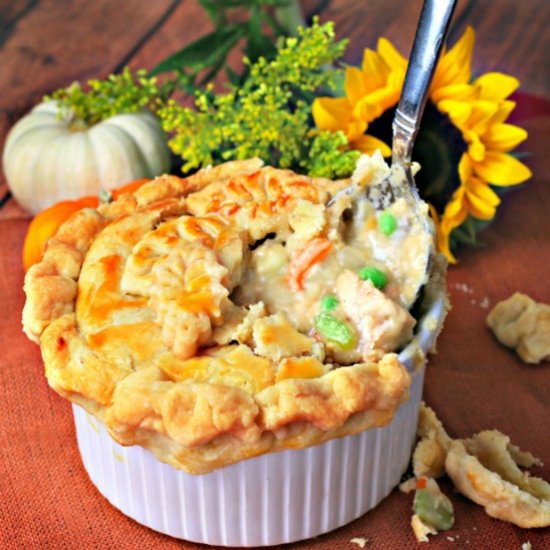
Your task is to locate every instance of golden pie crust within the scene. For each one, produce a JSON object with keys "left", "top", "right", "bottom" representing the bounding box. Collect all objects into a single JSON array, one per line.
[{"left": 23, "top": 158, "right": 415, "bottom": 474}]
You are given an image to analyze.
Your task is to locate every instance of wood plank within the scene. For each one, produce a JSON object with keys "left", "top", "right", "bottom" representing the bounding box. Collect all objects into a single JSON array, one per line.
[{"left": 0, "top": 0, "right": 178, "bottom": 119}]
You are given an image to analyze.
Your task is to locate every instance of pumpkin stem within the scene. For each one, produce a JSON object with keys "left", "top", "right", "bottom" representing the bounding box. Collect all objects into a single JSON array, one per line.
[{"left": 68, "top": 118, "right": 89, "bottom": 132}]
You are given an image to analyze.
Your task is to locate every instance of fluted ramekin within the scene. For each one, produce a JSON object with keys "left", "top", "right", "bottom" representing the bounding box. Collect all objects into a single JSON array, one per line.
[{"left": 73, "top": 288, "right": 446, "bottom": 546}]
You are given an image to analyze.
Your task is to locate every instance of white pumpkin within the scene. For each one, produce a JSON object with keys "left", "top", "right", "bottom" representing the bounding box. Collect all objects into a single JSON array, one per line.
[{"left": 2, "top": 101, "right": 171, "bottom": 213}]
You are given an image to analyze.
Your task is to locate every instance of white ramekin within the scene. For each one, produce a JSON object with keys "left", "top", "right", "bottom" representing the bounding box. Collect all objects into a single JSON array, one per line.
[{"left": 72, "top": 291, "right": 446, "bottom": 547}]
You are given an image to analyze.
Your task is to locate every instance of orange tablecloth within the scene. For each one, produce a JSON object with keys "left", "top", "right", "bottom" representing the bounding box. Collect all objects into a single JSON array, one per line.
[{"left": 1, "top": 99, "right": 549, "bottom": 549}]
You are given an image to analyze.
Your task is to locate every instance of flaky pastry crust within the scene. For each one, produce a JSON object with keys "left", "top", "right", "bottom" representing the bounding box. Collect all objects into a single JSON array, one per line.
[{"left": 23, "top": 158, "right": 415, "bottom": 474}]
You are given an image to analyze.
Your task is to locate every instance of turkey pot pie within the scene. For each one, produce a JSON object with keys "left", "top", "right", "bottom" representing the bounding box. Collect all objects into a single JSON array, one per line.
[{"left": 23, "top": 154, "right": 436, "bottom": 474}]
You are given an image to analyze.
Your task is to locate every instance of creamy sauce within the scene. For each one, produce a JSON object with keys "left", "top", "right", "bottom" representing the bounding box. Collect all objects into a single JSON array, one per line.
[{"left": 234, "top": 190, "right": 429, "bottom": 360}]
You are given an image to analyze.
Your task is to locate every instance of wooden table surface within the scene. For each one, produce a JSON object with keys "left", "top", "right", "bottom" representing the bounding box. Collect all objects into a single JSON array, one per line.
[{"left": 1, "top": 1, "right": 549, "bottom": 548}]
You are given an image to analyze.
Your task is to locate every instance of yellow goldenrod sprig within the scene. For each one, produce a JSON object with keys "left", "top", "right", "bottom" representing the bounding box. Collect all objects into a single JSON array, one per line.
[
  {"left": 46, "top": 67, "right": 160, "bottom": 125},
  {"left": 157, "top": 19, "right": 359, "bottom": 178}
]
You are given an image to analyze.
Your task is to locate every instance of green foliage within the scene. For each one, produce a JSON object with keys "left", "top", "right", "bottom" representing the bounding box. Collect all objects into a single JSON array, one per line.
[
  {"left": 158, "top": 20, "right": 357, "bottom": 178},
  {"left": 46, "top": 67, "right": 161, "bottom": 125},
  {"left": 150, "top": 0, "right": 304, "bottom": 91},
  {"left": 306, "top": 131, "right": 360, "bottom": 179}
]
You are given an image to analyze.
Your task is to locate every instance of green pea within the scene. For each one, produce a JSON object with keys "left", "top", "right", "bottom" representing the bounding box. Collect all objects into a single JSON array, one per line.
[
  {"left": 321, "top": 295, "right": 339, "bottom": 311},
  {"left": 358, "top": 266, "right": 388, "bottom": 289},
  {"left": 378, "top": 211, "right": 398, "bottom": 235},
  {"left": 413, "top": 488, "right": 454, "bottom": 531},
  {"left": 313, "top": 312, "right": 356, "bottom": 349}
]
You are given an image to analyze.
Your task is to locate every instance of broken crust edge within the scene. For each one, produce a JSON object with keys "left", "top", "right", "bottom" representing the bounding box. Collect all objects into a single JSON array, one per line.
[
  {"left": 22, "top": 159, "right": 414, "bottom": 474},
  {"left": 446, "top": 440, "right": 550, "bottom": 528},
  {"left": 413, "top": 404, "right": 550, "bottom": 530}
]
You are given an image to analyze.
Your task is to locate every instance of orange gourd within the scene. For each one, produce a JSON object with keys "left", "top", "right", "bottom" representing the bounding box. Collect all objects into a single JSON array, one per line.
[{"left": 22, "top": 179, "right": 149, "bottom": 272}]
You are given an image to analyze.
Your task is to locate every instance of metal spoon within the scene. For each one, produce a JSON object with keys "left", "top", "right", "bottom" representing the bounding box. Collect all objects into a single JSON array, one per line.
[
  {"left": 330, "top": 0, "right": 457, "bottom": 308},
  {"left": 380, "top": 0, "right": 457, "bottom": 206}
]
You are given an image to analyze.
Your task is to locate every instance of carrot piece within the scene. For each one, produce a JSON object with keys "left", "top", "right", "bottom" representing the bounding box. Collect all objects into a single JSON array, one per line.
[
  {"left": 416, "top": 476, "right": 428, "bottom": 490},
  {"left": 287, "top": 237, "right": 332, "bottom": 291}
]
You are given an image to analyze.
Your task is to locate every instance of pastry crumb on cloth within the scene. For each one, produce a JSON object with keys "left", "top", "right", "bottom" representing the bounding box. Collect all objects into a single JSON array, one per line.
[
  {"left": 405, "top": 402, "right": 550, "bottom": 542},
  {"left": 487, "top": 292, "right": 550, "bottom": 364},
  {"left": 22, "top": 155, "right": 436, "bottom": 474},
  {"left": 349, "top": 536, "right": 368, "bottom": 548}
]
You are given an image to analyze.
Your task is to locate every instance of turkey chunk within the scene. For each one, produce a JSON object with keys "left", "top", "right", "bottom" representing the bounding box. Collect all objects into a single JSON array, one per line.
[{"left": 336, "top": 270, "right": 415, "bottom": 360}]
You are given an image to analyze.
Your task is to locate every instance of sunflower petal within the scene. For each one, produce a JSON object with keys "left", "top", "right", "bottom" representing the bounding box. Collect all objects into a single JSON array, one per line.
[
  {"left": 429, "top": 204, "right": 458, "bottom": 264},
  {"left": 483, "top": 123, "right": 528, "bottom": 152},
  {"left": 362, "top": 49, "right": 391, "bottom": 91},
  {"left": 312, "top": 97, "right": 352, "bottom": 132},
  {"left": 458, "top": 153, "right": 472, "bottom": 182},
  {"left": 438, "top": 99, "right": 472, "bottom": 128},
  {"left": 467, "top": 133, "right": 486, "bottom": 162},
  {"left": 432, "top": 27, "right": 475, "bottom": 89},
  {"left": 352, "top": 134, "right": 391, "bottom": 157},
  {"left": 468, "top": 101, "right": 499, "bottom": 134},
  {"left": 444, "top": 27, "right": 476, "bottom": 68},
  {"left": 492, "top": 101, "right": 516, "bottom": 124},
  {"left": 387, "top": 69, "right": 406, "bottom": 92},
  {"left": 352, "top": 89, "right": 394, "bottom": 123},
  {"left": 475, "top": 73, "right": 519, "bottom": 101},
  {"left": 472, "top": 152, "right": 532, "bottom": 185},
  {"left": 345, "top": 67, "right": 369, "bottom": 105},
  {"left": 377, "top": 37, "right": 407, "bottom": 70},
  {"left": 465, "top": 188, "right": 497, "bottom": 220},
  {"left": 467, "top": 177, "right": 501, "bottom": 207},
  {"left": 446, "top": 208, "right": 468, "bottom": 231},
  {"left": 366, "top": 86, "right": 400, "bottom": 113},
  {"left": 445, "top": 185, "right": 467, "bottom": 219},
  {"left": 431, "top": 83, "right": 478, "bottom": 103},
  {"left": 347, "top": 119, "right": 368, "bottom": 142}
]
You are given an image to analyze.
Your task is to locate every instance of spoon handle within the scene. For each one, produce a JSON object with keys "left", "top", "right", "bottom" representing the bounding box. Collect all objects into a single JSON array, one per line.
[{"left": 392, "top": 0, "right": 457, "bottom": 164}]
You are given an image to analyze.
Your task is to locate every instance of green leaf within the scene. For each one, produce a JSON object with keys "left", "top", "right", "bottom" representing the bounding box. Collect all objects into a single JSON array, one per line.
[
  {"left": 454, "top": 216, "right": 477, "bottom": 245},
  {"left": 198, "top": 54, "right": 230, "bottom": 86},
  {"left": 245, "top": 6, "right": 277, "bottom": 61},
  {"left": 175, "top": 69, "right": 201, "bottom": 96},
  {"left": 452, "top": 226, "right": 477, "bottom": 246},
  {"left": 198, "top": 0, "right": 227, "bottom": 26},
  {"left": 273, "top": 0, "right": 304, "bottom": 36},
  {"left": 225, "top": 66, "right": 242, "bottom": 86},
  {"left": 261, "top": 10, "right": 287, "bottom": 36},
  {"left": 150, "top": 25, "right": 245, "bottom": 76},
  {"left": 451, "top": 215, "right": 490, "bottom": 247}
]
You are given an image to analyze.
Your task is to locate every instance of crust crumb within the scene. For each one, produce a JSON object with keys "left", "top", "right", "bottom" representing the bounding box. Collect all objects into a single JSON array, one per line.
[{"left": 487, "top": 292, "right": 550, "bottom": 364}]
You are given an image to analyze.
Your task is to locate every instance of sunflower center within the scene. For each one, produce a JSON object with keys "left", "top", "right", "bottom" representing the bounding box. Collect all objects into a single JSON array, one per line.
[{"left": 368, "top": 103, "right": 466, "bottom": 212}]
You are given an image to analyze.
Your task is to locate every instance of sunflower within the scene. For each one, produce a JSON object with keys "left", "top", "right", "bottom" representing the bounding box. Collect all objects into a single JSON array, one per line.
[{"left": 313, "top": 27, "right": 532, "bottom": 263}]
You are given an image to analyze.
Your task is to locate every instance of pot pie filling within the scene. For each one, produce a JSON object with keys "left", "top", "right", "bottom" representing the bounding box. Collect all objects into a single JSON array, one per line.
[{"left": 23, "top": 154, "right": 438, "bottom": 473}]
